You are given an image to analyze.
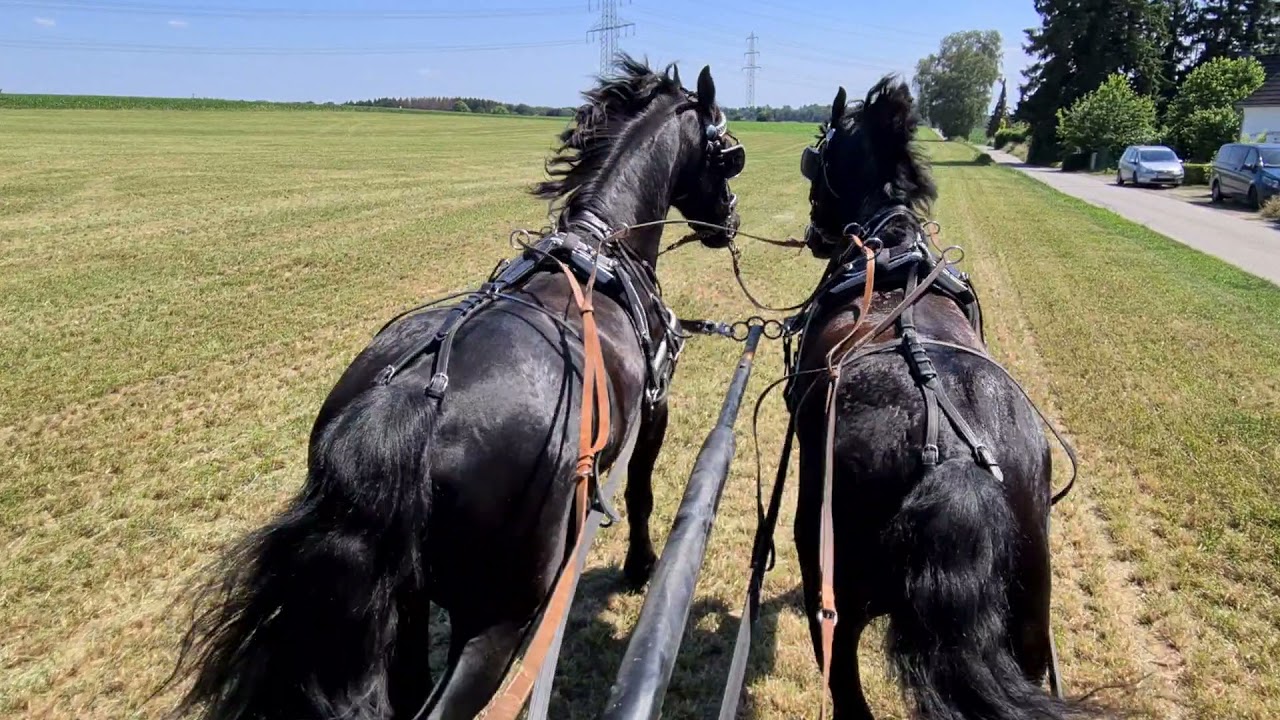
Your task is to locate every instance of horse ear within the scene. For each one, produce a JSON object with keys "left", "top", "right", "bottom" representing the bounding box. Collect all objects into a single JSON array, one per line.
[
  {"left": 830, "top": 87, "right": 847, "bottom": 126},
  {"left": 672, "top": 64, "right": 682, "bottom": 87},
  {"left": 697, "top": 65, "right": 717, "bottom": 111}
]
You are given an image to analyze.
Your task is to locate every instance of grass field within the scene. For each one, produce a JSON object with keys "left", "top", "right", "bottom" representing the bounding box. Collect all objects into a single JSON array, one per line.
[{"left": 3, "top": 107, "right": 1280, "bottom": 719}]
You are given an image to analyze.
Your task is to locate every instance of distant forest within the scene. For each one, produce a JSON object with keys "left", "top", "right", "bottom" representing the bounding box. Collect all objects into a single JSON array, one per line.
[{"left": 346, "top": 96, "right": 830, "bottom": 123}]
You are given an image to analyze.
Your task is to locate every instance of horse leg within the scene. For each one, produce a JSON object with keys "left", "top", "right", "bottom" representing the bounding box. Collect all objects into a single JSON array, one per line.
[
  {"left": 623, "top": 400, "right": 667, "bottom": 589},
  {"left": 423, "top": 614, "right": 531, "bottom": 720},
  {"left": 1009, "top": 517, "right": 1053, "bottom": 685},
  {"left": 831, "top": 614, "right": 875, "bottom": 720},
  {"left": 387, "top": 584, "right": 433, "bottom": 718}
]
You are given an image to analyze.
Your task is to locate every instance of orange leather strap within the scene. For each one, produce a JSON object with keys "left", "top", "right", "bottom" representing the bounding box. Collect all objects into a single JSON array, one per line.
[
  {"left": 817, "top": 234, "right": 876, "bottom": 716},
  {"left": 818, "top": 377, "right": 840, "bottom": 718},
  {"left": 474, "top": 261, "right": 611, "bottom": 720}
]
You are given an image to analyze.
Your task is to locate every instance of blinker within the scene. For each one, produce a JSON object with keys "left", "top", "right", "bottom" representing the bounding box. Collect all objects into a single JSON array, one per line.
[
  {"left": 801, "top": 146, "right": 821, "bottom": 181},
  {"left": 718, "top": 142, "right": 746, "bottom": 179}
]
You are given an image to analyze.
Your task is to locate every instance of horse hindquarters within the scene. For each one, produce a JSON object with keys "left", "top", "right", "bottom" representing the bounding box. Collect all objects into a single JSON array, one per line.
[
  {"left": 172, "top": 385, "right": 438, "bottom": 720},
  {"left": 885, "top": 459, "right": 1085, "bottom": 720}
]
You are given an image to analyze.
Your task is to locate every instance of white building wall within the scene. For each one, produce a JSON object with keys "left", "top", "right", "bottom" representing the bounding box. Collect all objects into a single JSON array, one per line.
[{"left": 1241, "top": 105, "right": 1280, "bottom": 139}]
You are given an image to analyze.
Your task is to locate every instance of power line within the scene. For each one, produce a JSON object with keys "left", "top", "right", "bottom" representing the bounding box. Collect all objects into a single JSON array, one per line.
[
  {"left": 0, "top": 0, "right": 583, "bottom": 20},
  {"left": 0, "top": 37, "right": 586, "bottom": 56},
  {"left": 743, "top": 32, "right": 760, "bottom": 108},
  {"left": 587, "top": 0, "right": 633, "bottom": 74}
]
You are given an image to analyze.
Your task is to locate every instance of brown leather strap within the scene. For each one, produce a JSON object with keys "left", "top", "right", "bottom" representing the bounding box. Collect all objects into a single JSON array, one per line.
[
  {"left": 818, "top": 377, "right": 840, "bottom": 718},
  {"left": 824, "top": 236, "right": 877, "bottom": 377},
  {"left": 815, "top": 233, "right": 953, "bottom": 716},
  {"left": 475, "top": 261, "right": 611, "bottom": 720}
]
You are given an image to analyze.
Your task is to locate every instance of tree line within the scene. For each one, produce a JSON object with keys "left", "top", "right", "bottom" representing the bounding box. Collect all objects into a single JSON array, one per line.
[
  {"left": 1017, "top": 0, "right": 1279, "bottom": 163},
  {"left": 346, "top": 96, "right": 578, "bottom": 116},
  {"left": 345, "top": 95, "right": 836, "bottom": 123}
]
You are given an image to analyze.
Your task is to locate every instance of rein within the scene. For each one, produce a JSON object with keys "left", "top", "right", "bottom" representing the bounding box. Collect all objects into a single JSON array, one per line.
[{"left": 475, "top": 260, "right": 608, "bottom": 719}]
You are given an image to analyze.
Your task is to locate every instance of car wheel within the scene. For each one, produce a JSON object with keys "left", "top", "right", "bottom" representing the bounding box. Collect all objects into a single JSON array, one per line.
[
  {"left": 1249, "top": 186, "right": 1260, "bottom": 210},
  {"left": 1116, "top": 170, "right": 1125, "bottom": 186},
  {"left": 1211, "top": 180, "right": 1223, "bottom": 203}
]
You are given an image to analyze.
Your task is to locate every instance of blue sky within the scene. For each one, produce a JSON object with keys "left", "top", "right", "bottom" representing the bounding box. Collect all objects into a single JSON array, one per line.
[{"left": 1, "top": 0, "right": 1040, "bottom": 108}]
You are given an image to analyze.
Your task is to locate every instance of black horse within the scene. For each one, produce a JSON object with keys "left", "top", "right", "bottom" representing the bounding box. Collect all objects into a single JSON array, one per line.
[
  {"left": 167, "top": 56, "right": 743, "bottom": 720},
  {"left": 787, "top": 78, "right": 1098, "bottom": 719}
]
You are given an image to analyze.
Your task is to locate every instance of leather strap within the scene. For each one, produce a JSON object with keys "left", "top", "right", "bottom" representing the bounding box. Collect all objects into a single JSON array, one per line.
[
  {"left": 818, "top": 379, "right": 840, "bottom": 718},
  {"left": 823, "top": 237, "right": 877, "bottom": 376},
  {"left": 474, "top": 261, "right": 611, "bottom": 720}
]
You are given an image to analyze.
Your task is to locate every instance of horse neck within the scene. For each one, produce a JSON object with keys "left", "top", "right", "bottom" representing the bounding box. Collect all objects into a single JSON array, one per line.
[{"left": 563, "top": 112, "right": 689, "bottom": 266}]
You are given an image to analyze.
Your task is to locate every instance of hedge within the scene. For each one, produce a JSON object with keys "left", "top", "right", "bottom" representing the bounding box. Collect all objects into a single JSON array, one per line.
[
  {"left": 1183, "top": 163, "right": 1210, "bottom": 185},
  {"left": 993, "top": 126, "right": 1028, "bottom": 147}
]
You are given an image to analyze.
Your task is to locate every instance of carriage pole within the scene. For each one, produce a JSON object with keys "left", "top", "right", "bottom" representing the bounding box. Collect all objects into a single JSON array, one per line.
[{"left": 601, "top": 324, "right": 764, "bottom": 720}]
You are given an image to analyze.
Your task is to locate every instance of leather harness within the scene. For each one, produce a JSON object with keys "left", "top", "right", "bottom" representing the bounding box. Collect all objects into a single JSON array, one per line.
[
  {"left": 719, "top": 210, "right": 1076, "bottom": 718},
  {"left": 372, "top": 217, "right": 685, "bottom": 720}
]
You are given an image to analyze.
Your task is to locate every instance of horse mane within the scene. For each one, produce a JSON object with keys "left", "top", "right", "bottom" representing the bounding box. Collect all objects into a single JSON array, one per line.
[
  {"left": 533, "top": 53, "right": 689, "bottom": 208},
  {"left": 838, "top": 75, "right": 937, "bottom": 211}
]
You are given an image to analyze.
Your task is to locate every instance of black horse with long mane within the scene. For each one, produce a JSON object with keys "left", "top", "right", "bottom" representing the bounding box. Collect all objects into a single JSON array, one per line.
[
  {"left": 166, "top": 55, "right": 743, "bottom": 720},
  {"left": 787, "top": 78, "right": 1101, "bottom": 719}
]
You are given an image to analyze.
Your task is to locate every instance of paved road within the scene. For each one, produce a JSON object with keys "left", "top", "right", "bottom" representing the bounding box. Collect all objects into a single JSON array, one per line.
[{"left": 987, "top": 148, "right": 1280, "bottom": 286}]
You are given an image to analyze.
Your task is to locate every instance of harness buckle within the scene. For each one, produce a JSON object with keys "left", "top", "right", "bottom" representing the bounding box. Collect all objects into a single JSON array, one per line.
[
  {"left": 375, "top": 365, "right": 396, "bottom": 386},
  {"left": 921, "top": 444, "right": 939, "bottom": 467},
  {"left": 424, "top": 372, "right": 449, "bottom": 399},
  {"left": 974, "top": 445, "right": 1002, "bottom": 477}
]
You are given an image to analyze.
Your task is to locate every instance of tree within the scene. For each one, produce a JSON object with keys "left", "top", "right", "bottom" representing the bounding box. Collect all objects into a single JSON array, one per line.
[
  {"left": 1191, "top": 0, "right": 1280, "bottom": 65},
  {"left": 912, "top": 30, "right": 1003, "bottom": 139},
  {"left": 1157, "top": 0, "right": 1199, "bottom": 108},
  {"left": 987, "top": 78, "right": 1009, "bottom": 139},
  {"left": 452, "top": 100, "right": 471, "bottom": 113},
  {"left": 1056, "top": 73, "right": 1159, "bottom": 158},
  {"left": 490, "top": 105, "right": 510, "bottom": 114},
  {"left": 1019, "top": 0, "right": 1168, "bottom": 163},
  {"left": 1165, "top": 56, "right": 1265, "bottom": 160}
]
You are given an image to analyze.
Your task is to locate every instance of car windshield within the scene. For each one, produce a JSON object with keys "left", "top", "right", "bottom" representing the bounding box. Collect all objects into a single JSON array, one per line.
[
  {"left": 1139, "top": 149, "right": 1177, "bottom": 162},
  {"left": 1260, "top": 149, "right": 1280, "bottom": 166}
]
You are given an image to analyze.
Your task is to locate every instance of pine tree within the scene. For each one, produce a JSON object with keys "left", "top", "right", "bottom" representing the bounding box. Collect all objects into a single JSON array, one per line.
[
  {"left": 1191, "top": 0, "right": 1280, "bottom": 63},
  {"left": 1158, "top": 0, "right": 1199, "bottom": 108},
  {"left": 1019, "top": 0, "right": 1168, "bottom": 163},
  {"left": 986, "top": 78, "right": 1009, "bottom": 138}
]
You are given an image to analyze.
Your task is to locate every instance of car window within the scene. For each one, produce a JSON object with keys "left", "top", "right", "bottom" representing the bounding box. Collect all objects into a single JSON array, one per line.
[
  {"left": 1227, "top": 146, "right": 1244, "bottom": 165},
  {"left": 1261, "top": 149, "right": 1280, "bottom": 166},
  {"left": 1244, "top": 148, "right": 1259, "bottom": 168},
  {"left": 1140, "top": 149, "right": 1177, "bottom": 162},
  {"left": 1217, "top": 146, "right": 1237, "bottom": 165}
]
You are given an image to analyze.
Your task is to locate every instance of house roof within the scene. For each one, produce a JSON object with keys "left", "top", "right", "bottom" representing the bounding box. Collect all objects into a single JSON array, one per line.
[{"left": 1239, "top": 54, "right": 1280, "bottom": 108}]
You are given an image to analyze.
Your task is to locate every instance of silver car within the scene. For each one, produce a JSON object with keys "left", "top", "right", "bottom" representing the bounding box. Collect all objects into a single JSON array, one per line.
[{"left": 1116, "top": 145, "right": 1184, "bottom": 187}]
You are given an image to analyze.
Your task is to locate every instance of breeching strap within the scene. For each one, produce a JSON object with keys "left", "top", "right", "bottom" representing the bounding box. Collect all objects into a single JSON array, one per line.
[{"left": 475, "top": 260, "right": 612, "bottom": 720}]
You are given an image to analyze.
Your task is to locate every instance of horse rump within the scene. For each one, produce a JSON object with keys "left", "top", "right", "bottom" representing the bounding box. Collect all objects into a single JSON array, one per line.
[
  {"left": 165, "top": 385, "right": 437, "bottom": 720},
  {"left": 885, "top": 458, "right": 1101, "bottom": 720}
]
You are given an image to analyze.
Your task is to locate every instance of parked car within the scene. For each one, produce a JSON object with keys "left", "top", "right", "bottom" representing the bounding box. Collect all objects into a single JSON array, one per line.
[
  {"left": 1210, "top": 143, "right": 1280, "bottom": 210},
  {"left": 1116, "top": 145, "right": 1185, "bottom": 187}
]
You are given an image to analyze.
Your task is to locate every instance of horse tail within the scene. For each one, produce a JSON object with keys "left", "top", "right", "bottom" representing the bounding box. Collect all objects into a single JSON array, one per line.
[
  {"left": 169, "top": 385, "right": 438, "bottom": 720},
  {"left": 884, "top": 458, "right": 1095, "bottom": 720}
]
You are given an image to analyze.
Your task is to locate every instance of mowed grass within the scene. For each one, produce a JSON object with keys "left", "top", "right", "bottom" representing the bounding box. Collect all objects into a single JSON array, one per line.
[{"left": 1, "top": 109, "right": 1278, "bottom": 719}]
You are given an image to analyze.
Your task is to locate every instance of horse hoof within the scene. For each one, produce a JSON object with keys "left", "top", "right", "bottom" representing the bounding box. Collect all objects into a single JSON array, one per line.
[{"left": 623, "top": 550, "right": 656, "bottom": 590}]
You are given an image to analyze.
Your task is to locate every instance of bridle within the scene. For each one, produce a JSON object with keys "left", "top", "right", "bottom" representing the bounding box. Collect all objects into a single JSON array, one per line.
[
  {"left": 800, "top": 125, "right": 917, "bottom": 258},
  {"left": 677, "top": 104, "right": 744, "bottom": 242}
]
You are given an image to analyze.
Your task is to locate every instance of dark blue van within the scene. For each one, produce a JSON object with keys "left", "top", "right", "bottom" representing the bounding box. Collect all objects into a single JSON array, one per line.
[{"left": 1210, "top": 143, "right": 1280, "bottom": 209}]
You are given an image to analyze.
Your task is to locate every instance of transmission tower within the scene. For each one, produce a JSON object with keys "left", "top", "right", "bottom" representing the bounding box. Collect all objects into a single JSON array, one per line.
[
  {"left": 743, "top": 33, "right": 761, "bottom": 108},
  {"left": 588, "top": 0, "right": 633, "bottom": 74}
]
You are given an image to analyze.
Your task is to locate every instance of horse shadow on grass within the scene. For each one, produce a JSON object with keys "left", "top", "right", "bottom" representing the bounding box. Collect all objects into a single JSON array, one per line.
[{"left": 543, "top": 565, "right": 805, "bottom": 719}]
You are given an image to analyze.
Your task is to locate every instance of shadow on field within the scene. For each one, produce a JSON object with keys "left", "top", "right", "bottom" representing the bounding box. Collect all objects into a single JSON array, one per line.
[
  {"left": 546, "top": 566, "right": 804, "bottom": 718},
  {"left": 930, "top": 158, "right": 997, "bottom": 167}
]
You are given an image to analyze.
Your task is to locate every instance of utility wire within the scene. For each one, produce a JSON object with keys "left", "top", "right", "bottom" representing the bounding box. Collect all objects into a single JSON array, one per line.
[
  {"left": 0, "top": 37, "right": 587, "bottom": 55},
  {"left": 0, "top": 0, "right": 584, "bottom": 20}
]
